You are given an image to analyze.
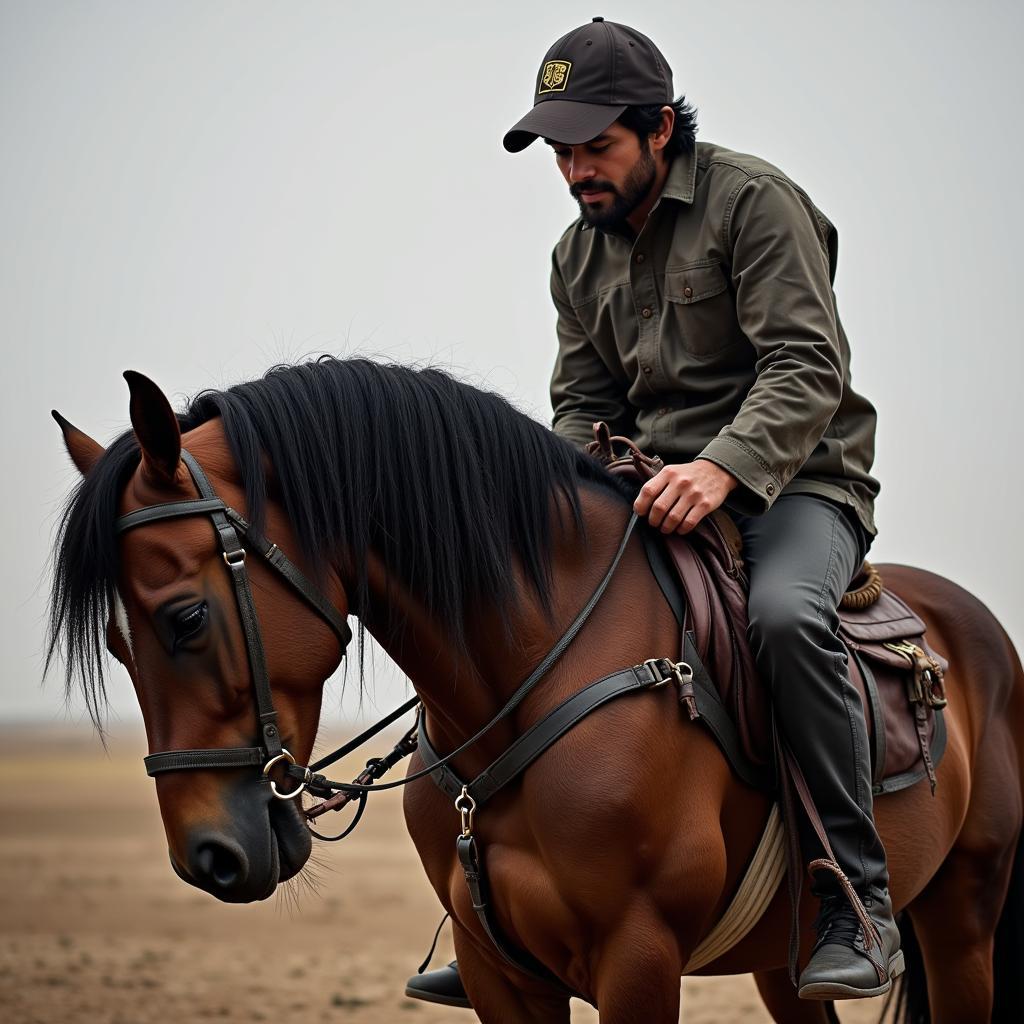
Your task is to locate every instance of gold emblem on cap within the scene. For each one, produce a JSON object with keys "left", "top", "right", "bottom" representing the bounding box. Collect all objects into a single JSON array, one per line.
[{"left": 539, "top": 60, "right": 572, "bottom": 94}]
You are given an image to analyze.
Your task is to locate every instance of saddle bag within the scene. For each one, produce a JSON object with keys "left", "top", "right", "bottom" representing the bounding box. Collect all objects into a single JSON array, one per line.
[{"left": 838, "top": 590, "right": 949, "bottom": 795}]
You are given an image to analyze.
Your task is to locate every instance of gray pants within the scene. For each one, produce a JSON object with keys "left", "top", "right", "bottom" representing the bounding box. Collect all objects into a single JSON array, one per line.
[{"left": 728, "top": 493, "right": 888, "bottom": 896}]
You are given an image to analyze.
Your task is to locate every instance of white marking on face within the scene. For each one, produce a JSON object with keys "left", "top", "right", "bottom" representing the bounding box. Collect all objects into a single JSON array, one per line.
[{"left": 113, "top": 589, "right": 135, "bottom": 662}]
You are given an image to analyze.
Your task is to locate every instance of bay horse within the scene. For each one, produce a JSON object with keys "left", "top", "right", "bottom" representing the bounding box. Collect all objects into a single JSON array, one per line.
[{"left": 47, "top": 358, "right": 1023, "bottom": 1023}]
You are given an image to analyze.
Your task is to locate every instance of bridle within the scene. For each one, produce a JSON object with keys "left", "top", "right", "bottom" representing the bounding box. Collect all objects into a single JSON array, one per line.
[
  {"left": 117, "top": 449, "right": 353, "bottom": 799},
  {"left": 117, "top": 447, "right": 644, "bottom": 816}
]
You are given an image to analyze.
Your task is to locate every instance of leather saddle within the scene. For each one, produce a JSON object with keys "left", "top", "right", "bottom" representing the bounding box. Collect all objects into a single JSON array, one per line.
[{"left": 588, "top": 426, "right": 949, "bottom": 796}]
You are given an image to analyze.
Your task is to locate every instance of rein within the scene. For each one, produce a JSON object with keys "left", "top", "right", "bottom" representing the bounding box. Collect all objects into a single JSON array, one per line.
[
  {"left": 293, "top": 506, "right": 641, "bottom": 800},
  {"left": 118, "top": 448, "right": 642, "bottom": 820}
]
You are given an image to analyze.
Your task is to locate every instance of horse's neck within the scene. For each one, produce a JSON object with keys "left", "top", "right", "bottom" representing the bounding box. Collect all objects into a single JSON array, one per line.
[{"left": 359, "top": 486, "right": 652, "bottom": 769}]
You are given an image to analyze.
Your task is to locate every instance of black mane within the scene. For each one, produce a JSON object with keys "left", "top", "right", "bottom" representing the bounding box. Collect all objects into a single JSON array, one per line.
[{"left": 47, "top": 357, "right": 632, "bottom": 723}]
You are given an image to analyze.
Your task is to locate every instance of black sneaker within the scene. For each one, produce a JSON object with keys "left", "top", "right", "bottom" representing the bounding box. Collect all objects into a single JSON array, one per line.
[
  {"left": 798, "top": 887, "right": 904, "bottom": 1000},
  {"left": 405, "top": 960, "right": 473, "bottom": 1009}
]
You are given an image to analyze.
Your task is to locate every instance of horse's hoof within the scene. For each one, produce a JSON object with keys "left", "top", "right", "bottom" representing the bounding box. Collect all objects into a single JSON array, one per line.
[{"left": 405, "top": 960, "right": 473, "bottom": 1009}]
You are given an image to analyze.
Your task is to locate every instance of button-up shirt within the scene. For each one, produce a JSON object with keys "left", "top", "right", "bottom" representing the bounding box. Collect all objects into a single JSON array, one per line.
[{"left": 550, "top": 140, "right": 880, "bottom": 535}]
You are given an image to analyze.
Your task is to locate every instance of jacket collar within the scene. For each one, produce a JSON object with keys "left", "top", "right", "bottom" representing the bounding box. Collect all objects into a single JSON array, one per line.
[{"left": 659, "top": 148, "right": 697, "bottom": 205}]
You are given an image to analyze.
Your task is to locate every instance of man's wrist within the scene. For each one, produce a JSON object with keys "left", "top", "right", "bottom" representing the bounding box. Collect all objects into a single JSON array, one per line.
[{"left": 695, "top": 457, "right": 739, "bottom": 493}]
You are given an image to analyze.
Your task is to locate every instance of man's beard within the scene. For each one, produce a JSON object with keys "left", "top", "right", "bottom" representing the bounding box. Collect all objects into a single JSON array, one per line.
[{"left": 570, "top": 145, "right": 657, "bottom": 231}]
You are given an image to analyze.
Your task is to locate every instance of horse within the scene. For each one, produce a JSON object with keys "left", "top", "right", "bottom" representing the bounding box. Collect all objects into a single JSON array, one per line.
[{"left": 47, "top": 357, "right": 1024, "bottom": 1023}]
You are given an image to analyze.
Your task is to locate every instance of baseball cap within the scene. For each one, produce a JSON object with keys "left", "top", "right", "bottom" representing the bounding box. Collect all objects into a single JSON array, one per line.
[{"left": 503, "top": 17, "right": 673, "bottom": 153}]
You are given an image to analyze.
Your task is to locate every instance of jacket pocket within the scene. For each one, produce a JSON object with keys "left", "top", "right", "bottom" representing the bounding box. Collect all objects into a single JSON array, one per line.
[{"left": 663, "top": 261, "right": 736, "bottom": 360}]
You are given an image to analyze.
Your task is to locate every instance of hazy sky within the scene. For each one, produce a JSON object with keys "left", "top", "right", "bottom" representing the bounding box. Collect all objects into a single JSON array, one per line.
[{"left": 2, "top": 1, "right": 1022, "bottom": 731}]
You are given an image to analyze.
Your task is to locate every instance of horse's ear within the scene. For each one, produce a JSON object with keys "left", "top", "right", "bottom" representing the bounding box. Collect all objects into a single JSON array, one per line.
[
  {"left": 123, "top": 370, "right": 181, "bottom": 484},
  {"left": 52, "top": 410, "right": 104, "bottom": 477}
]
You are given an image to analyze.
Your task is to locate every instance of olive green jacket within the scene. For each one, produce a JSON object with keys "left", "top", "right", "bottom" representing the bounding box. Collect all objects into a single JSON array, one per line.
[{"left": 550, "top": 140, "right": 880, "bottom": 535}]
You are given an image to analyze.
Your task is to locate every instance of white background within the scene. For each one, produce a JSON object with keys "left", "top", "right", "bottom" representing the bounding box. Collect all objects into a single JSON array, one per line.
[{"left": 2, "top": 1, "right": 1022, "bottom": 729}]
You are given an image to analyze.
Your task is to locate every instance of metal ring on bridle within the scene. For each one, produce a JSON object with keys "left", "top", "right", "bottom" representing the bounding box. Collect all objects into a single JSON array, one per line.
[{"left": 263, "top": 749, "right": 305, "bottom": 800}]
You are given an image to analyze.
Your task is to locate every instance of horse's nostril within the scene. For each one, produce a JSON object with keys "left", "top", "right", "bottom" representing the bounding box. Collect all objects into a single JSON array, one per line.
[{"left": 194, "top": 840, "right": 245, "bottom": 890}]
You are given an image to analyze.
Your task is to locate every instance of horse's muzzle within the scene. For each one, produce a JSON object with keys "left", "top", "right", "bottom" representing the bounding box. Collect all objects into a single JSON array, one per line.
[{"left": 172, "top": 787, "right": 311, "bottom": 903}]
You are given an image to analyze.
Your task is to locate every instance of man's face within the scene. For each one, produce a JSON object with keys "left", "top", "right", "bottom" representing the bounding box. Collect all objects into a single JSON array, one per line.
[{"left": 547, "top": 120, "right": 656, "bottom": 231}]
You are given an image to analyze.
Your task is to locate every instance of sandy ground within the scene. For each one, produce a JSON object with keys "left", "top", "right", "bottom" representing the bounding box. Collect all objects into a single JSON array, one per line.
[{"left": 0, "top": 723, "right": 888, "bottom": 1023}]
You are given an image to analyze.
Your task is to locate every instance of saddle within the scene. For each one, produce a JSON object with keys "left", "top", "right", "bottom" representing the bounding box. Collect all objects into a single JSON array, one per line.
[{"left": 588, "top": 425, "right": 949, "bottom": 797}]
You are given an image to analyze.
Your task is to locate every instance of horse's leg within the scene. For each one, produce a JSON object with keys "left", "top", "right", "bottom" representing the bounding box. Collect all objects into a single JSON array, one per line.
[
  {"left": 592, "top": 912, "right": 683, "bottom": 1023},
  {"left": 450, "top": 923, "right": 571, "bottom": 1024},
  {"left": 899, "top": 722, "right": 1022, "bottom": 1023},
  {"left": 900, "top": 852, "right": 1005, "bottom": 1022},
  {"left": 753, "top": 968, "right": 839, "bottom": 1024},
  {"left": 902, "top": 841, "right": 1018, "bottom": 1022}
]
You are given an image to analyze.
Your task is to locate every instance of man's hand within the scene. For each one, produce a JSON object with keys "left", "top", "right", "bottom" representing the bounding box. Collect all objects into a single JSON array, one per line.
[{"left": 633, "top": 459, "right": 738, "bottom": 534}]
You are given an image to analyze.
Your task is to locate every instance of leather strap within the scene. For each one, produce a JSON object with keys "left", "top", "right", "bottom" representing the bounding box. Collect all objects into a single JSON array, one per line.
[
  {"left": 912, "top": 702, "right": 938, "bottom": 796},
  {"left": 455, "top": 834, "right": 578, "bottom": 994},
  {"left": 144, "top": 746, "right": 265, "bottom": 775},
  {"left": 850, "top": 651, "right": 886, "bottom": 787},
  {"left": 308, "top": 697, "right": 421, "bottom": 776},
  {"left": 181, "top": 450, "right": 282, "bottom": 761},
  {"left": 682, "top": 633, "right": 768, "bottom": 791},
  {"left": 222, "top": 507, "right": 351, "bottom": 647},
  {"left": 116, "top": 497, "right": 227, "bottom": 531},
  {"left": 641, "top": 526, "right": 685, "bottom": 626},
  {"left": 306, "top": 723, "right": 420, "bottom": 820},
  {"left": 774, "top": 720, "right": 886, "bottom": 986},
  {"left": 417, "top": 661, "right": 667, "bottom": 806}
]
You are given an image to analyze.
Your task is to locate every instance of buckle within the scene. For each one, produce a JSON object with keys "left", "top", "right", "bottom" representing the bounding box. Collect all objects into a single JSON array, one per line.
[
  {"left": 643, "top": 658, "right": 693, "bottom": 688},
  {"left": 921, "top": 667, "right": 948, "bottom": 709},
  {"left": 886, "top": 641, "right": 947, "bottom": 709}
]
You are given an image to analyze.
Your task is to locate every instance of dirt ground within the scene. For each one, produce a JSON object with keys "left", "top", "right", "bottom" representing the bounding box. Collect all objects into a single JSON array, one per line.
[{"left": 0, "top": 723, "right": 887, "bottom": 1023}]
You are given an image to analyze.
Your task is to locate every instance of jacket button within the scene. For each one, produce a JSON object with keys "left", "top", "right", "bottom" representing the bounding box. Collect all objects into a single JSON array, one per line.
[
  {"left": 766, "top": 483, "right": 776, "bottom": 496},
  {"left": 642, "top": 365, "right": 652, "bottom": 374},
  {"left": 635, "top": 253, "right": 646, "bottom": 264},
  {"left": 641, "top": 307, "right": 653, "bottom": 319},
  {"left": 683, "top": 286, "right": 693, "bottom": 298}
]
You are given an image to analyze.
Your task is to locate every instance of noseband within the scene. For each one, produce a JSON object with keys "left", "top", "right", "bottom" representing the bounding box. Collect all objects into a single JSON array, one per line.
[{"left": 116, "top": 449, "right": 353, "bottom": 799}]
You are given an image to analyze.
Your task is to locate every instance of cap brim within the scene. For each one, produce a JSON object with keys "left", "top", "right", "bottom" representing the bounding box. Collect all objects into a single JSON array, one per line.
[{"left": 502, "top": 100, "right": 627, "bottom": 153}]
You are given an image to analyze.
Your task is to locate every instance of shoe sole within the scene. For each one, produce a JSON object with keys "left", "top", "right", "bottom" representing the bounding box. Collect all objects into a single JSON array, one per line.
[
  {"left": 798, "top": 949, "right": 905, "bottom": 1001},
  {"left": 403, "top": 985, "right": 473, "bottom": 1009}
]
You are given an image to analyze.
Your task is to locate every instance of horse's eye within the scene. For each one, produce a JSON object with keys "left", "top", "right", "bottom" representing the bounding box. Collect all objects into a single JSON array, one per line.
[{"left": 174, "top": 602, "right": 208, "bottom": 646}]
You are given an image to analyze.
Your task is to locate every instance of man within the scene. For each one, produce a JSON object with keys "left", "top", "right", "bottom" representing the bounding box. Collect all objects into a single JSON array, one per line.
[{"left": 407, "top": 17, "right": 900, "bottom": 1008}]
